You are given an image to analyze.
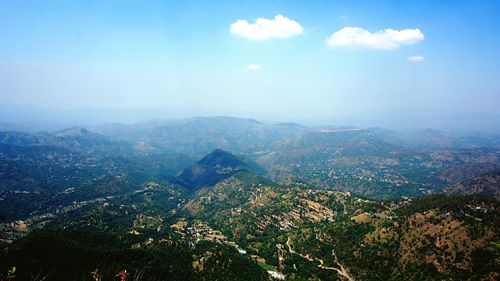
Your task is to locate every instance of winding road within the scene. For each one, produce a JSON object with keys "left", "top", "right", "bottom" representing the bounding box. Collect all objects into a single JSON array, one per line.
[{"left": 286, "top": 236, "right": 355, "bottom": 281}]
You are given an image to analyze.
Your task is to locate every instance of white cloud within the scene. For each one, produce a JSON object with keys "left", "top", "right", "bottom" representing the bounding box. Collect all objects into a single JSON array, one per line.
[
  {"left": 231, "top": 14, "right": 304, "bottom": 41},
  {"left": 408, "top": 55, "right": 425, "bottom": 62},
  {"left": 326, "top": 27, "right": 424, "bottom": 49},
  {"left": 247, "top": 64, "right": 263, "bottom": 70}
]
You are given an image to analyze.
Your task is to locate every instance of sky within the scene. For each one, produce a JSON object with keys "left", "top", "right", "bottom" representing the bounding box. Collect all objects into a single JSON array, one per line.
[{"left": 0, "top": 0, "right": 499, "bottom": 125}]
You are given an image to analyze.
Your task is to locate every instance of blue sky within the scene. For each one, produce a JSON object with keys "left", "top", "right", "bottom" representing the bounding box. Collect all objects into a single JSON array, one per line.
[{"left": 0, "top": 0, "right": 499, "bottom": 123}]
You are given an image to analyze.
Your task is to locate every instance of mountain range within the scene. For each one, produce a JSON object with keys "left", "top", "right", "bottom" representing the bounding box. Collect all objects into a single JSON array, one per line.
[{"left": 0, "top": 116, "right": 499, "bottom": 280}]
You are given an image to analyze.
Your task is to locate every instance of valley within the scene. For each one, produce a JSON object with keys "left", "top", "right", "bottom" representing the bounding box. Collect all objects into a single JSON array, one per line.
[{"left": 0, "top": 117, "right": 499, "bottom": 280}]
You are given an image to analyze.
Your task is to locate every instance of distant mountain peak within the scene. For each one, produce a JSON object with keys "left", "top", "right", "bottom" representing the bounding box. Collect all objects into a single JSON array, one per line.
[
  {"left": 54, "top": 127, "right": 92, "bottom": 137},
  {"left": 177, "top": 149, "right": 264, "bottom": 191},
  {"left": 197, "top": 149, "right": 245, "bottom": 167}
]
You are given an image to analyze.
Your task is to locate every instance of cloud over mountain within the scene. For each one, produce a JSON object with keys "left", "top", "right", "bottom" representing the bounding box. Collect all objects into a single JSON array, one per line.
[
  {"left": 327, "top": 27, "right": 424, "bottom": 49},
  {"left": 231, "top": 14, "right": 304, "bottom": 41}
]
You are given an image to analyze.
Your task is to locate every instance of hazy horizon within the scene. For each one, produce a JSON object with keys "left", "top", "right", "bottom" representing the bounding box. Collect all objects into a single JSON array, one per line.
[
  {"left": 1, "top": 1, "right": 500, "bottom": 129},
  {"left": 1, "top": 103, "right": 500, "bottom": 134}
]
